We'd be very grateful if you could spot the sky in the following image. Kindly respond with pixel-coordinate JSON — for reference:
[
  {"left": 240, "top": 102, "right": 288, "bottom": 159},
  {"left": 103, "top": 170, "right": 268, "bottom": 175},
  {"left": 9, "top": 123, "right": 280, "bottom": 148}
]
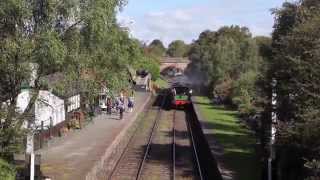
[{"left": 117, "top": 0, "right": 287, "bottom": 46}]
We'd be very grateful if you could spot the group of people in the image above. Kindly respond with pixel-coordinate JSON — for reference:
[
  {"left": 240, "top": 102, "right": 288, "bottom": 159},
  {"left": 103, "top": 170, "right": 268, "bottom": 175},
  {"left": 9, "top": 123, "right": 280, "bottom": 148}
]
[{"left": 105, "top": 92, "right": 135, "bottom": 120}]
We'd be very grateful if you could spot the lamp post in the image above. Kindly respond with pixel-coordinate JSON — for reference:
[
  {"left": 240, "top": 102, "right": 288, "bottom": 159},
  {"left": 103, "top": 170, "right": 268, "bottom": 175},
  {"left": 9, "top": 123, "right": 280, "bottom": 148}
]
[
  {"left": 26, "top": 125, "right": 35, "bottom": 180},
  {"left": 269, "top": 79, "right": 277, "bottom": 180}
]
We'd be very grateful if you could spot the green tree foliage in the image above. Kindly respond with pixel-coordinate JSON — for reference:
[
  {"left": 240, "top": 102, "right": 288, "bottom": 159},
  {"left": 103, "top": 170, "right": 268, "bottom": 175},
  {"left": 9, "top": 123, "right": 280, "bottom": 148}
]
[
  {"left": 138, "top": 56, "right": 160, "bottom": 80},
  {"left": 0, "top": 158, "right": 15, "bottom": 180},
  {"left": 147, "top": 39, "right": 166, "bottom": 57},
  {"left": 0, "top": 0, "right": 159, "bottom": 162},
  {"left": 188, "top": 26, "right": 262, "bottom": 114},
  {"left": 232, "top": 70, "right": 258, "bottom": 115},
  {"left": 271, "top": 1, "right": 320, "bottom": 179},
  {"left": 167, "top": 40, "right": 189, "bottom": 57},
  {"left": 187, "top": 30, "right": 218, "bottom": 85}
]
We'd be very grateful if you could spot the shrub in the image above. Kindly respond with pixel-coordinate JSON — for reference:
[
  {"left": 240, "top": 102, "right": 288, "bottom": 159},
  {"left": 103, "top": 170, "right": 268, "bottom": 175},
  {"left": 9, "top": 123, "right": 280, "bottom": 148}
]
[{"left": 0, "top": 158, "right": 15, "bottom": 180}]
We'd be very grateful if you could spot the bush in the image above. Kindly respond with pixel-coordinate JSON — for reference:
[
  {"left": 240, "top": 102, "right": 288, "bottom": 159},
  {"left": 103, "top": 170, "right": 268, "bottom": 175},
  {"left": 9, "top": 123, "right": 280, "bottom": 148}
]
[
  {"left": 0, "top": 158, "right": 15, "bottom": 180},
  {"left": 138, "top": 56, "right": 160, "bottom": 81}
]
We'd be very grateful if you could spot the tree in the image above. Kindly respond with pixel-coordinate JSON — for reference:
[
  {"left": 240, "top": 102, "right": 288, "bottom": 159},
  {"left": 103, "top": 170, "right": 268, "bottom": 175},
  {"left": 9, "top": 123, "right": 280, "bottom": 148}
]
[
  {"left": 270, "top": 1, "right": 320, "bottom": 179},
  {"left": 147, "top": 39, "right": 166, "bottom": 57},
  {"left": 188, "top": 26, "right": 262, "bottom": 107},
  {"left": 137, "top": 56, "right": 160, "bottom": 80},
  {"left": 167, "top": 40, "right": 189, "bottom": 57},
  {"left": 0, "top": 0, "right": 161, "bottom": 162},
  {"left": 0, "top": 158, "right": 15, "bottom": 180},
  {"left": 186, "top": 30, "right": 218, "bottom": 86},
  {"left": 0, "top": 0, "right": 132, "bottom": 160}
]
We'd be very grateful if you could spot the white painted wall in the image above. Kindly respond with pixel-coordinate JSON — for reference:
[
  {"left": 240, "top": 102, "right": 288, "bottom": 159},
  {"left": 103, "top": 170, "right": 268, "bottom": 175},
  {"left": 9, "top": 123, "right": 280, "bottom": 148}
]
[
  {"left": 16, "top": 90, "right": 65, "bottom": 129},
  {"left": 16, "top": 90, "right": 31, "bottom": 114}
]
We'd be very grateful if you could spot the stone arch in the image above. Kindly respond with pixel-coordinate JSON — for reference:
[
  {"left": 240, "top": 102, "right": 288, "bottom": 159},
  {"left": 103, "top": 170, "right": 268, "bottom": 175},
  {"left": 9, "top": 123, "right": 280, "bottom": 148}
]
[
  {"left": 160, "top": 65, "right": 184, "bottom": 75},
  {"left": 159, "top": 58, "right": 191, "bottom": 74}
]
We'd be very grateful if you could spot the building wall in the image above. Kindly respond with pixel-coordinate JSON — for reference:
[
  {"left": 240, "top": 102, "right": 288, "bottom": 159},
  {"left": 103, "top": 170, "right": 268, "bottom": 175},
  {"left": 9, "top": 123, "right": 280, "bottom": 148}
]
[
  {"left": 36, "top": 91, "right": 65, "bottom": 129},
  {"left": 16, "top": 90, "right": 31, "bottom": 113},
  {"left": 16, "top": 90, "right": 65, "bottom": 129}
]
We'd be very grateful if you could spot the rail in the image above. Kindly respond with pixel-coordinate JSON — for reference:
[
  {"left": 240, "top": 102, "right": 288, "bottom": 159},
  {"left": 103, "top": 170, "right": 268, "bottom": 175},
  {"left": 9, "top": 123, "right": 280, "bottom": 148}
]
[
  {"left": 135, "top": 94, "right": 167, "bottom": 180},
  {"left": 109, "top": 94, "right": 205, "bottom": 180},
  {"left": 108, "top": 95, "right": 166, "bottom": 180},
  {"left": 108, "top": 107, "right": 149, "bottom": 179}
]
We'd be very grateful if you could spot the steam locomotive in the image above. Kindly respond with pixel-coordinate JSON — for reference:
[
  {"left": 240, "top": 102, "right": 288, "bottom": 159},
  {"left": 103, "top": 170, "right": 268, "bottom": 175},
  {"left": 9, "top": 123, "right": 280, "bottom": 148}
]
[{"left": 170, "top": 83, "right": 192, "bottom": 108}]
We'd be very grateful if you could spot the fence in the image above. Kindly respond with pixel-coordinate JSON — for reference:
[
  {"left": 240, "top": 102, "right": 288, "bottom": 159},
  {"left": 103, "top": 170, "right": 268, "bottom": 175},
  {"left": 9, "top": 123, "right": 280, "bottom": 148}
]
[{"left": 33, "top": 111, "right": 85, "bottom": 151}]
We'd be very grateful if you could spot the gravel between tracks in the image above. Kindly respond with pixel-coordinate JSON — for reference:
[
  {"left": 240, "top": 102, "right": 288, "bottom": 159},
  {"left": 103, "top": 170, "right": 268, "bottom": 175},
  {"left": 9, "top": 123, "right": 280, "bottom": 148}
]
[
  {"left": 174, "top": 110, "right": 199, "bottom": 180},
  {"left": 140, "top": 109, "right": 174, "bottom": 180},
  {"left": 109, "top": 107, "right": 158, "bottom": 180},
  {"left": 110, "top": 95, "right": 201, "bottom": 180}
]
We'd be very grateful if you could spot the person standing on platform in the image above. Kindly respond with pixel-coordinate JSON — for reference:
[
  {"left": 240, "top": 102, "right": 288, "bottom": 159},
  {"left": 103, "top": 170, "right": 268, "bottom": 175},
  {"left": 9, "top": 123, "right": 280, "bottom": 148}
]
[
  {"left": 115, "top": 97, "right": 120, "bottom": 112},
  {"left": 119, "top": 100, "right": 125, "bottom": 120},
  {"left": 128, "top": 96, "right": 134, "bottom": 112},
  {"left": 106, "top": 97, "right": 112, "bottom": 115},
  {"left": 120, "top": 92, "right": 125, "bottom": 103}
]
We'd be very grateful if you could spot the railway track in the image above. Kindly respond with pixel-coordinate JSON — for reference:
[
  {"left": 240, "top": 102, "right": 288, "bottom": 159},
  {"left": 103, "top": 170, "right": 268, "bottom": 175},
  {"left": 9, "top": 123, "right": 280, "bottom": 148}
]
[
  {"left": 109, "top": 94, "right": 205, "bottom": 180},
  {"left": 108, "top": 94, "right": 167, "bottom": 180},
  {"left": 173, "top": 109, "right": 203, "bottom": 180},
  {"left": 137, "top": 104, "right": 173, "bottom": 180}
]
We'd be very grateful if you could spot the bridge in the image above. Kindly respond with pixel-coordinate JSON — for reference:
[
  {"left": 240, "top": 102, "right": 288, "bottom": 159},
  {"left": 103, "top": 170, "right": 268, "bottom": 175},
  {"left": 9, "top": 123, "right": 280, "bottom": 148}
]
[{"left": 160, "top": 57, "right": 191, "bottom": 73}]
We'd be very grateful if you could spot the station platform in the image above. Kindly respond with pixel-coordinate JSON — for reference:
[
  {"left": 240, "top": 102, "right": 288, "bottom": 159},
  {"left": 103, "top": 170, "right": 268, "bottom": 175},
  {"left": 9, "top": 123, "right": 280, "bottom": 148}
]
[{"left": 36, "top": 92, "right": 151, "bottom": 180}]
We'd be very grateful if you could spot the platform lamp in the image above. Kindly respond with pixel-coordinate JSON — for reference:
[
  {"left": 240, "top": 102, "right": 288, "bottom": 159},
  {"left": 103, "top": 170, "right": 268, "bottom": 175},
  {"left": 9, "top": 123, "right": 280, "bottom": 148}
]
[{"left": 269, "top": 79, "right": 277, "bottom": 180}]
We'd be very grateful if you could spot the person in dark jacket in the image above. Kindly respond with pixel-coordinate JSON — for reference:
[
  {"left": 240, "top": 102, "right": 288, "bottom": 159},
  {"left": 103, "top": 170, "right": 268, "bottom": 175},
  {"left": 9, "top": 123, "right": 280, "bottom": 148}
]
[
  {"left": 119, "top": 100, "right": 125, "bottom": 120},
  {"left": 106, "top": 97, "right": 112, "bottom": 115},
  {"left": 128, "top": 96, "right": 134, "bottom": 112}
]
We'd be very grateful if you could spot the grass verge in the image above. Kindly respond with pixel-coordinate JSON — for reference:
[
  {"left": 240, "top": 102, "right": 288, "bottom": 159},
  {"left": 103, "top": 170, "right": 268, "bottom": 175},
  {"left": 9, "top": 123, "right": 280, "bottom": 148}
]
[{"left": 195, "top": 96, "right": 260, "bottom": 180}]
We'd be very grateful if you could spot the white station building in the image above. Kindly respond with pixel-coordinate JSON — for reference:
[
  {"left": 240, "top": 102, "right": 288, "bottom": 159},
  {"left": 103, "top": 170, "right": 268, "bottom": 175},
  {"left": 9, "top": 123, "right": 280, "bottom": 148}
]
[{"left": 16, "top": 89, "right": 65, "bottom": 129}]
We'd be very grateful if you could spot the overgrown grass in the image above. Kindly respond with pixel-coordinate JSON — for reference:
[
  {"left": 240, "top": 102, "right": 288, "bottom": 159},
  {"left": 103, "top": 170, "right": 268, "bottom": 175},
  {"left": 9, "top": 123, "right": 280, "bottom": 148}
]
[{"left": 195, "top": 96, "right": 260, "bottom": 180}]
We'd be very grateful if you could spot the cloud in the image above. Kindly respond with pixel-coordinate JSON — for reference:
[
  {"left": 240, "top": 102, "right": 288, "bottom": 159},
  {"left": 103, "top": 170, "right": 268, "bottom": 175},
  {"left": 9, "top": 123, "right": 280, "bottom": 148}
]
[
  {"left": 122, "top": 7, "right": 221, "bottom": 46},
  {"left": 117, "top": 14, "right": 135, "bottom": 27},
  {"left": 118, "top": 1, "right": 281, "bottom": 46}
]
